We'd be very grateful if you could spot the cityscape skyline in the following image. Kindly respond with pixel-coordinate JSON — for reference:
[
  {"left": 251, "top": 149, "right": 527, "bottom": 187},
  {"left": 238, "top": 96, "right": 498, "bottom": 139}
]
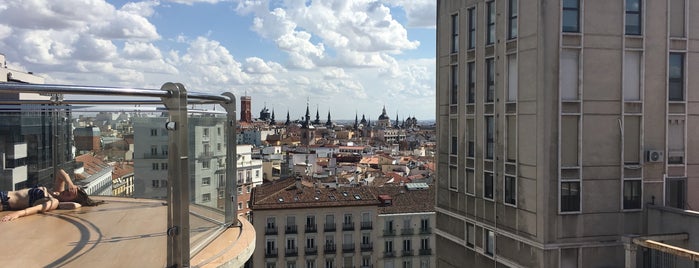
[{"left": 0, "top": 0, "right": 437, "bottom": 120}]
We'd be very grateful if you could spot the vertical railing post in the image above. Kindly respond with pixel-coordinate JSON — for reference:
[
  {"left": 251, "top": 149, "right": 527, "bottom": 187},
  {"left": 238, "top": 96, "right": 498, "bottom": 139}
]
[
  {"left": 221, "top": 92, "right": 238, "bottom": 226},
  {"left": 162, "top": 83, "right": 190, "bottom": 267}
]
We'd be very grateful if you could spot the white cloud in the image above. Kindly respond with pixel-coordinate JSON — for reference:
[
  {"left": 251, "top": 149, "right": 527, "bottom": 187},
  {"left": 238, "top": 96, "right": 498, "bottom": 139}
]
[
  {"left": 123, "top": 42, "right": 162, "bottom": 60},
  {"left": 167, "top": 36, "right": 251, "bottom": 88},
  {"left": 386, "top": 0, "right": 436, "bottom": 28},
  {"left": 166, "top": 0, "right": 224, "bottom": 5},
  {"left": 244, "top": 57, "right": 286, "bottom": 74},
  {"left": 72, "top": 35, "right": 118, "bottom": 61}
]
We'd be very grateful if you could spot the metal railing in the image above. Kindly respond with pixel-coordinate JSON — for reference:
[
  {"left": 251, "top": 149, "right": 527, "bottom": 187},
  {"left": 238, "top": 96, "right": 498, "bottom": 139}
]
[{"left": 0, "top": 82, "right": 239, "bottom": 268}]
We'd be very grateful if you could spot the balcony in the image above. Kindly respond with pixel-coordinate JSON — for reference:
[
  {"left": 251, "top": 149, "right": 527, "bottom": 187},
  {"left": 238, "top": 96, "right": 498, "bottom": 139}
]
[
  {"left": 360, "top": 243, "right": 373, "bottom": 252},
  {"left": 402, "top": 249, "right": 413, "bottom": 256},
  {"left": 0, "top": 83, "right": 254, "bottom": 267},
  {"left": 400, "top": 227, "right": 414, "bottom": 235},
  {"left": 265, "top": 226, "right": 278, "bottom": 235},
  {"left": 419, "top": 227, "right": 432, "bottom": 234},
  {"left": 383, "top": 229, "right": 396, "bottom": 236},
  {"left": 265, "top": 248, "right": 278, "bottom": 258},
  {"left": 324, "top": 244, "right": 337, "bottom": 254},
  {"left": 324, "top": 223, "right": 336, "bottom": 232},
  {"left": 285, "top": 224, "right": 298, "bottom": 234},
  {"left": 0, "top": 196, "right": 257, "bottom": 267},
  {"left": 342, "top": 222, "right": 355, "bottom": 231},
  {"left": 419, "top": 248, "right": 432, "bottom": 255},
  {"left": 305, "top": 223, "right": 317, "bottom": 233},
  {"left": 305, "top": 246, "right": 318, "bottom": 256},
  {"left": 342, "top": 243, "right": 355, "bottom": 253},
  {"left": 384, "top": 251, "right": 396, "bottom": 258},
  {"left": 285, "top": 247, "right": 298, "bottom": 257},
  {"left": 360, "top": 221, "right": 373, "bottom": 230}
]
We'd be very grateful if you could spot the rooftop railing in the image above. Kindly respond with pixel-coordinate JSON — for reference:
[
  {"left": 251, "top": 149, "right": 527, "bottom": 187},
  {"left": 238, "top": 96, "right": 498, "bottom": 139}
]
[{"left": 0, "top": 82, "right": 242, "bottom": 267}]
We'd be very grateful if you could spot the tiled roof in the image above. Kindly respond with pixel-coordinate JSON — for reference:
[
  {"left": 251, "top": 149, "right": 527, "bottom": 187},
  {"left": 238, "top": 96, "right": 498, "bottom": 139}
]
[
  {"left": 252, "top": 178, "right": 380, "bottom": 210},
  {"left": 374, "top": 184, "right": 434, "bottom": 214}
]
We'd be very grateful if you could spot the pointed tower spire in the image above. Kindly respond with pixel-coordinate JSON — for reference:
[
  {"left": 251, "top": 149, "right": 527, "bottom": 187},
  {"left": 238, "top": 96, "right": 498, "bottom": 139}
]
[
  {"left": 354, "top": 113, "right": 359, "bottom": 130},
  {"left": 270, "top": 109, "right": 276, "bottom": 125},
  {"left": 285, "top": 110, "right": 291, "bottom": 125},
  {"left": 314, "top": 106, "right": 321, "bottom": 125},
  {"left": 303, "top": 103, "right": 311, "bottom": 127},
  {"left": 326, "top": 110, "right": 332, "bottom": 127}
]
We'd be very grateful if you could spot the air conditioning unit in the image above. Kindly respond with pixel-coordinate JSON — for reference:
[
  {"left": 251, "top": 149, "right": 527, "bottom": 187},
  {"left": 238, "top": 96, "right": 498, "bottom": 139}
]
[{"left": 646, "top": 150, "right": 664, "bottom": 163}]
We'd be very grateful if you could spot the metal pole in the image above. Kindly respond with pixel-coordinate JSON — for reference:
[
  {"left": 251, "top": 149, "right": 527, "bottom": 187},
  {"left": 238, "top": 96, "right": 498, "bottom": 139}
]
[
  {"left": 220, "top": 92, "right": 238, "bottom": 226},
  {"left": 162, "top": 83, "right": 190, "bottom": 267}
]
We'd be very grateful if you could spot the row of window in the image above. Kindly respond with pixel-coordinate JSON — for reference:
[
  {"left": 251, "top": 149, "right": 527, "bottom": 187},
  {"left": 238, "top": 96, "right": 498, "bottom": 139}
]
[
  {"left": 451, "top": 0, "right": 518, "bottom": 54},
  {"left": 563, "top": 0, "right": 643, "bottom": 35},
  {"left": 450, "top": 55, "right": 517, "bottom": 106},
  {"left": 265, "top": 257, "right": 430, "bottom": 268},
  {"left": 151, "top": 162, "right": 168, "bottom": 170},
  {"left": 266, "top": 236, "right": 430, "bottom": 253},
  {"left": 266, "top": 215, "right": 430, "bottom": 232}
]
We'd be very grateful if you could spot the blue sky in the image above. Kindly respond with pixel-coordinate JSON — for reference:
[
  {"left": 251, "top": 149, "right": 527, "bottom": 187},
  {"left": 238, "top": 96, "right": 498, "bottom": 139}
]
[{"left": 0, "top": 0, "right": 436, "bottom": 120}]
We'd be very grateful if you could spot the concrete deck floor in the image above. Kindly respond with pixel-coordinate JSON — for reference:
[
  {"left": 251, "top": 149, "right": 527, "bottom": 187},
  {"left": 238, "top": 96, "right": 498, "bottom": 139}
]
[{"left": 0, "top": 196, "right": 254, "bottom": 268}]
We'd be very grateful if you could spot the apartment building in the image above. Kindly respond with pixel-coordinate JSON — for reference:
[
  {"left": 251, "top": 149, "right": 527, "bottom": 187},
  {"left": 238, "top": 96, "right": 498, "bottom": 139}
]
[
  {"left": 375, "top": 184, "right": 435, "bottom": 268},
  {"left": 236, "top": 144, "right": 263, "bottom": 220},
  {"left": 251, "top": 179, "right": 435, "bottom": 268},
  {"left": 133, "top": 115, "right": 227, "bottom": 208},
  {"left": 436, "top": 0, "right": 698, "bottom": 267}
]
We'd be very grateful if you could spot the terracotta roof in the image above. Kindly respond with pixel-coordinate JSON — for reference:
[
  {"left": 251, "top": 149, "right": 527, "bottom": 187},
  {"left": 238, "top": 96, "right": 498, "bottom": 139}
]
[
  {"left": 374, "top": 184, "right": 434, "bottom": 214},
  {"left": 75, "top": 154, "right": 110, "bottom": 180},
  {"left": 252, "top": 178, "right": 380, "bottom": 210},
  {"left": 112, "top": 162, "right": 134, "bottom": 178}
]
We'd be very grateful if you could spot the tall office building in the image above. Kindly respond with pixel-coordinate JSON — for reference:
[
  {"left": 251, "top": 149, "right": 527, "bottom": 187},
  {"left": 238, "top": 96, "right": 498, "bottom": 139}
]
[
  {"left": 436, "top": 0, "right": 698, "bottom": 267},
  {"left": 0, "top": 54, "right": 74, "bottom": 190}
]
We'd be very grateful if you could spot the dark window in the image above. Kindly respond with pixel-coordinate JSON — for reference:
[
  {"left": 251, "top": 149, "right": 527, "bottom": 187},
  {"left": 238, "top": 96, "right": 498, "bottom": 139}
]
[
  {"left": 505, "top": 176, "right": 516, "bottom": 205},
  {"left": 508, "top": 0, "right": 518, "bottom": 39},
  {"left": 623, "top": 180, "right": 642, "bottom": 209},
  {"left": 666, "top": 178, "right": 686, "bottom": 209},
  {"left": 486, "top": 58, "right": 495, "bottom": 102},
  {"left": 451, "top": 136, "right": 457, "bottom": 155},
  {"left": 451, "top": 65, "right": 459, "bottom": 105},
  {"left": 468, "top": 7, "right": 476, "bottom": 49},
  {"left": 669, "top": 53, "right": 684, "bottom": 101},
  {"left": 467, "top": 119, "right": 475, "bottom": 157},
  {"left": 452, "top": 14, "right": 459, "bottom": 53},
  {"left": 625, "top": 0, "right": 642, "bottom": 35},
  {"left": 467, "top": 61, "right": 475, "bottom": 103},
  {"left": 485, "top": 116, "right": 494, "bottom": 159},
  {"left": 562, "top": 0, "right": 580, "bottom": 32},
  {"left": 484, "top": 172, "right": 494, "bottom": 199},
  {"left": 561, "top": 181, "right": 580, "bottom": 212},
  {"left": 486, "top": 1, "right": 496, "bottom": 45}
]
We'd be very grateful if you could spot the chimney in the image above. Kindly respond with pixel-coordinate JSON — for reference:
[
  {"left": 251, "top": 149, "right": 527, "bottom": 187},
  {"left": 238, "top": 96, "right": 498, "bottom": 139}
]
[{"left": 295, "top": 177, "right": 303, "bottom": 192}]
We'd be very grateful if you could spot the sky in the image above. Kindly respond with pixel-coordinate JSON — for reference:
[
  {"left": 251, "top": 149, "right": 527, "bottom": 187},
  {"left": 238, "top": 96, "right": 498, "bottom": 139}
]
[{"left": 0, "top": 0, "right": 436, "bottom": 121}]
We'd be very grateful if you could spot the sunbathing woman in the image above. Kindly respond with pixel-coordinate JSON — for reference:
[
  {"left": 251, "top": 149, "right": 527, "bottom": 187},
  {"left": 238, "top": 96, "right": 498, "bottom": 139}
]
[{"left": 0, "top": 169, "right": 102, "bottom": 222}]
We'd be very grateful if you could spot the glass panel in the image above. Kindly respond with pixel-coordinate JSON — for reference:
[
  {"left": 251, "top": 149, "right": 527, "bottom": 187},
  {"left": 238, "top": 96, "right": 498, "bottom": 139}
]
[
  {"left": 669, "top": 53, "right": 684, "bottom": 101},
  {"left": 561, "top": 116, "right": 579, "bottom": 167},
  {"left": 507, "top": 55, "right": 518, "bottom": 101},
  {"left": 561, "top": 181, "right": 580, "bottom": 212},
  {"left": 623, "top": 51, "right": 641, "bottom": 101},
  {"left": 562, "top": 10, "right": 579, "bottom": 32},
  {"left": 623, "top": 180, "right": 642, "bottom": 209},
  {"left": 560, "top": 49, "right": 580, "bottom": 100}
]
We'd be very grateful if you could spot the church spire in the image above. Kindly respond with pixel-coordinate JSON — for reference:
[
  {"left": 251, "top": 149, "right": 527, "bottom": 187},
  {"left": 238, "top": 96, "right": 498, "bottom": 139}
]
[
  {"left": 285, "top": 110, "right": 291, "bottom": 125},
  {"left": 326, "top": 110, "right": 333, "bottom": 127}
]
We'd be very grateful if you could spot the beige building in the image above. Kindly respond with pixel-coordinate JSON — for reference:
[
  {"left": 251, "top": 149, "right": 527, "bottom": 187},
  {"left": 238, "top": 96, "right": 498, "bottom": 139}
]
[
  {"left": 436, "top": 0, "right": 699, "bottom": 267},
  {"left": 251, "top": 179, "right": 435, "bottom": 268}
]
